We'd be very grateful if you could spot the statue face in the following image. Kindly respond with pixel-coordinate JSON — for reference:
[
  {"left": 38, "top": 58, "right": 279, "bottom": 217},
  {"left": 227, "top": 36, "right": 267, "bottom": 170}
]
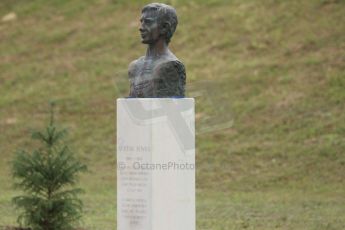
[{"left": 139, "top": 10, "right": 160, "bottom": 44}]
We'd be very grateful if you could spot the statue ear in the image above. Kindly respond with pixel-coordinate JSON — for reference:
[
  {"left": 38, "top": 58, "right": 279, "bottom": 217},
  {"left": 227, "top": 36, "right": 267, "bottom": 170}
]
[{"left": 160, "top": 22, "right": 171, "bottom": 36}]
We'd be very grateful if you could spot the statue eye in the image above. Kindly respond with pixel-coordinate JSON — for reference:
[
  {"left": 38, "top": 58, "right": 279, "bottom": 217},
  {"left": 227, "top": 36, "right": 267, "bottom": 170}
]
[{"left": 144, "top": 18, "right": 154, "bottom": 24}]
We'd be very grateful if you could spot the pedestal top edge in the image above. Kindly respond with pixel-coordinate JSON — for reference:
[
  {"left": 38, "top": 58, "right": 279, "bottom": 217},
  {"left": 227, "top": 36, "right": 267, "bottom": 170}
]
[{"left": 116, "top": 98, "right": 195, "bottom": 102}]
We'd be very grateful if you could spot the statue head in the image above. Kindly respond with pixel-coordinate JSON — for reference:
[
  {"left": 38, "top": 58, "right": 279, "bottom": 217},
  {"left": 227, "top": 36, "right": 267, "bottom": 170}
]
[{"left": 140, "top": 3, "right": 178, "bottom": 45}]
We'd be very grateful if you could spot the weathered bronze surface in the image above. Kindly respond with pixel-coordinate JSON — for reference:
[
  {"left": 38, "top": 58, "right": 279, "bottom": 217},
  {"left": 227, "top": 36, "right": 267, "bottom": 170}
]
[{"left": 128, "top": 3, "right": 186, "bottom": 98}]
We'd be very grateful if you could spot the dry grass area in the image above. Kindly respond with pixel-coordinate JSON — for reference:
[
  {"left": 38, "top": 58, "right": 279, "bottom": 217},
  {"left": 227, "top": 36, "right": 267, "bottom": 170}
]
[{"left": 1, "top": 0, "right": 345, "bottom": 229}]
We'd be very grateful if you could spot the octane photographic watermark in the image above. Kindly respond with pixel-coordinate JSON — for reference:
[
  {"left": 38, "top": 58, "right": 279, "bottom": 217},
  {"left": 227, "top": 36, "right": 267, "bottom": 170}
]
[{"left": 117, "top": 161, "right": 195, "bottom": 171}]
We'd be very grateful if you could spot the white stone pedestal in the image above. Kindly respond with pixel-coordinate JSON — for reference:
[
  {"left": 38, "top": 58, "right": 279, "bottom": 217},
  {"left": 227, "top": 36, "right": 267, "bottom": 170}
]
[{"left": 117, "top": 98, "right": 195, "bottom": 230}]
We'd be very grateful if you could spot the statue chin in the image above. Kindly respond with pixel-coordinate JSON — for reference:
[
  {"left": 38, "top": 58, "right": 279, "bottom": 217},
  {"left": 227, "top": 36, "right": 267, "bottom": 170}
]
[{"left": 141, "top": 38, "right": 156, "bottom": 45}]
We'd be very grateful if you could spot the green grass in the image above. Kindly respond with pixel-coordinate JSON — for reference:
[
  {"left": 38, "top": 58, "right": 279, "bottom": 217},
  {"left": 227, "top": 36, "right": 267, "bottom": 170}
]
[{"left": 1, "top": 0, "right": 345, "bottom": 229}]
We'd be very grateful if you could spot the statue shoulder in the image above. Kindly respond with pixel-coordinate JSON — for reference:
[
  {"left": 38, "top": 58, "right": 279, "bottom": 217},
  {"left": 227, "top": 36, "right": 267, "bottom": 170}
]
[
  {"left": 155, "top": 59, "right": 185, "bottom": 72},
  {"left": 155, "top": 59, "right": 186, "bottom": 79}
]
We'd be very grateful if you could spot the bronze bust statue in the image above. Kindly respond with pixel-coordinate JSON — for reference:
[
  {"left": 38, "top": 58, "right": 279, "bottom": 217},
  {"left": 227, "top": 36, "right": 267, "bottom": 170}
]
[{"left": 128, "top": 3, "right": 186, "bottom": 98}]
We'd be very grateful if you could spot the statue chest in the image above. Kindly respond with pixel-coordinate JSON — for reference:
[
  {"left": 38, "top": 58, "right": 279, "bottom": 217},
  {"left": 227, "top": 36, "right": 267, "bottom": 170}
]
[{"left": 131, "top": 61, "right": 159, "bottom": 97}]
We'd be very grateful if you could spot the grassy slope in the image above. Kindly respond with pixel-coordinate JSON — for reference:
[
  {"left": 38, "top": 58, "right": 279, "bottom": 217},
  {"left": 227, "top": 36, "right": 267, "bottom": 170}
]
[{"left": 0, "top": 0, "right": 344, "bottom": 229}]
